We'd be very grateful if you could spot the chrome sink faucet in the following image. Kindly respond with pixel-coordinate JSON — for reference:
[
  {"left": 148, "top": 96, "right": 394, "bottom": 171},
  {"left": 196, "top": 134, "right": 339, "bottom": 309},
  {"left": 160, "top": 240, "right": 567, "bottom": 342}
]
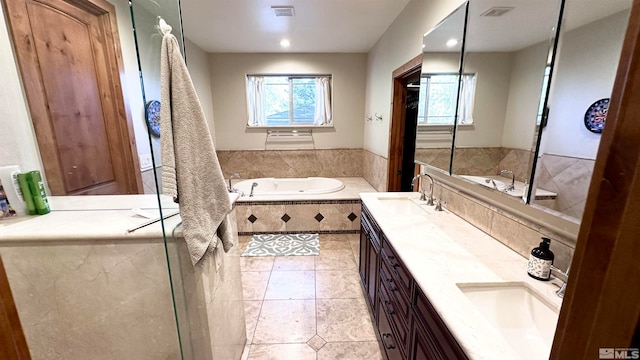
[
  {"left": 551, "top": 261, "right": 571, "bottom": 298},
  {"left": 228, "top": 173, "right": 241, "bottom": 192},
  {"left": 500, "top": 169, "right": 515, "bottom": 192},
  {"left": 411, "top": 173, "right": 434, "bottom": 205}
]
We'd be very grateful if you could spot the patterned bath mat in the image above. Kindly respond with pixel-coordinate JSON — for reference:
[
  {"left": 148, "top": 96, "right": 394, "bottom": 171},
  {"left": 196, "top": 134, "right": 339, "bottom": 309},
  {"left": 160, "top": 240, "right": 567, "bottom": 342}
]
[{"left": 242, "top": 233, "right": 320, "bottom": 256}]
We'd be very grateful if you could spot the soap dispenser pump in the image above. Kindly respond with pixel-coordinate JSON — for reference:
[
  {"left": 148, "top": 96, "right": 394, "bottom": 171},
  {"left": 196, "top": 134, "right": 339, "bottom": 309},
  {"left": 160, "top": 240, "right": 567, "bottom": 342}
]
[{"left": 527, "top": 237, "right": 554, "bottom": 281}]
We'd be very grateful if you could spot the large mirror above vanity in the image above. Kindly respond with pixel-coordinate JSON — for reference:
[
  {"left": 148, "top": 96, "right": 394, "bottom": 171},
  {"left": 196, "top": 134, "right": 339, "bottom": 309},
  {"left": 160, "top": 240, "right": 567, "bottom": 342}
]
[
  {"left": 530, "top": 0, "right": 632, "bottom": 222},
  {"left": 416, "top": 0, "right": 632, "bottom": 225},
  {"left": 452, "top": 0, "right": 562, "bottom": 203},
  {"left": 413, "top": 3, "right": 466, "bottom": 174}
]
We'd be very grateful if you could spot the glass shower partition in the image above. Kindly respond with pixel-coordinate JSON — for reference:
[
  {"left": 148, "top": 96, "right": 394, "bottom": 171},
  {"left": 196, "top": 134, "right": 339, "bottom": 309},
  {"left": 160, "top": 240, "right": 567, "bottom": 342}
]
[{"left": 128, "top": 0, "right": 192, "bottom": 359}]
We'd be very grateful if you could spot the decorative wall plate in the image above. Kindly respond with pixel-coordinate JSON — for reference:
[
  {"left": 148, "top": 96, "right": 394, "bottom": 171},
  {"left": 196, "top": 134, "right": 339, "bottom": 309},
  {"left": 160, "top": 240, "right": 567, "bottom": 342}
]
[
  {"left": 145, "top": 100, "right": 161, "bottom": 137},
  {"left": 583, "top": 98, "right": 609, "bottom": 134}
]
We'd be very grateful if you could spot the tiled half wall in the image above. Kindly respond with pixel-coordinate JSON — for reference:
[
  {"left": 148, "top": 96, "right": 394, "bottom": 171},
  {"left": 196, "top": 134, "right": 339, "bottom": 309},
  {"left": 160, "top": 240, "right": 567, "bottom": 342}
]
[
  {"left": 236, "top": 200, "right": 361, "bottom": 235},
  {"left": 217, "top": 149, "right": 363, "bottom": 179},
  {"left": 363, "top": 150, "right": 387, "bottom": 192},
  {"left": 532, "top": 154, "right": 595, "bottom": 220}
]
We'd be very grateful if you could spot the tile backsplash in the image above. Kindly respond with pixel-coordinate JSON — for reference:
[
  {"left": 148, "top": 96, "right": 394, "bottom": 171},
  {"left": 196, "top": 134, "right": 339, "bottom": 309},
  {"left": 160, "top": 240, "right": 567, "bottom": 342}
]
[
  {"left": 217, "top": 149, "right": 363, "bottom": 180},
  {"left": 436, "top": 181, "right": 575, "bottom": 270}
]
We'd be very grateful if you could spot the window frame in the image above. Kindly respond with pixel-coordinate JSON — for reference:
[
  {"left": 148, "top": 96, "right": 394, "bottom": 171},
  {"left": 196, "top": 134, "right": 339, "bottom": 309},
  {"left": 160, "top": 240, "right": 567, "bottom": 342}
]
[{"left": 245, "top": 74, "right": 333, "bottom": 129}]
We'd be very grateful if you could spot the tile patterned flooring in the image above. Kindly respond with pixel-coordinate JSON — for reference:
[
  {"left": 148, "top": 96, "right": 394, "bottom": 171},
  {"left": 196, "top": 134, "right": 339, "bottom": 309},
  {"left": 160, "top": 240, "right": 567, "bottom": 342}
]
[{"left": 239, "top": 234, "right": 383, "bottom": 360}]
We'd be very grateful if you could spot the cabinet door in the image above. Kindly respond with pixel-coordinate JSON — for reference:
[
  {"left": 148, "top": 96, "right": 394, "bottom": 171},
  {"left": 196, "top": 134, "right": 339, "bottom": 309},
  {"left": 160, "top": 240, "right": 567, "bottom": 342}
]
[
  {"left": 377, "top": 297, "right": 405, "bottom": 360},
  {"left": 359, "top": 224, "right": 368, "bottom": 285},
  {"left": 412, "top": 319, "right": 442, "bottom": 360},
  {"left": 366, "top": 237, "right": 379, "bottom": 308}
]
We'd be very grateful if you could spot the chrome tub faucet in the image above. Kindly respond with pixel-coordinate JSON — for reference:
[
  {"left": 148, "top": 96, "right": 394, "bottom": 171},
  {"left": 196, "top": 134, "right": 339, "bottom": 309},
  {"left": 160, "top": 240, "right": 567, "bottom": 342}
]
[
  {"left": 500, "top": 169, "right": 515, "bottom": 192},
  {"left": 228, "top": 173, "right": 241, "bottom": 192}
]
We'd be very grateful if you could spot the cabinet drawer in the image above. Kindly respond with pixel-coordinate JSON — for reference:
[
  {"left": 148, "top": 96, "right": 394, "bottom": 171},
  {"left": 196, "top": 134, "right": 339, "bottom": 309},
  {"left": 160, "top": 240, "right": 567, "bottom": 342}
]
[
  {"left": 413, "top": 287, "right": 468, "bottom": 360},
  {"left": 379, "top": 270, "right": 409, "bottom": 357},
  {"left": 377, "top": 295, "right": 405, "bottom": 360},
  {"left": 381, "top": 234, "right": 412, "bottom": 298},
  {"left": 380, "top": 256, "right": 411, "bottom": 324}
]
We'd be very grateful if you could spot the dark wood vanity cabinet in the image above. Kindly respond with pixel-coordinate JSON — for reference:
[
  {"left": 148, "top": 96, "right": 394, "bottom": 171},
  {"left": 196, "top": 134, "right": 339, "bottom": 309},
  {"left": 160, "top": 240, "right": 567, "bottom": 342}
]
[
  {"left": 359, "top": 204, "right": 468, "bottom": 360},
  {"left": 360, "top": 205, "right": 380, "bottom": 314}
]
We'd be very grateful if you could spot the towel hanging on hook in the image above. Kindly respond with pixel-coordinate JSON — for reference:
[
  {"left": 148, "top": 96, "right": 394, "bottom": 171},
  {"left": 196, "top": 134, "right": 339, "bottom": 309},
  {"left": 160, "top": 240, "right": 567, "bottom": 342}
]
[{"left": 158, "top": 16, "right": 172, "bottom": 35}]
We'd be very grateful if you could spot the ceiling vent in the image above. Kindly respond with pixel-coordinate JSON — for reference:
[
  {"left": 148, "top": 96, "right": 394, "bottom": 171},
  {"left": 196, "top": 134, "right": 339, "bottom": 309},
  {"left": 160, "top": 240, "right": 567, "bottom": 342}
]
[
  {"left": 480, "top": 7, "right": 514, "bottom": 17},
  {"left": 271, "top": 6, "right": 295, "bottom": 17}
]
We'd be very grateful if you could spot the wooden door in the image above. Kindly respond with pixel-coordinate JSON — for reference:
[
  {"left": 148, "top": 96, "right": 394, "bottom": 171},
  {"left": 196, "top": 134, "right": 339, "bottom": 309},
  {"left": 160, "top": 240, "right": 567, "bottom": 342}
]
[
  {"left": 387, "top": 55, "right": 422, "bottom": 192},
  {"left": 0, "top": 256, "right": 30, "bottom": 360},
  {"left": 3, "top": 0, "right": 142, "bottom": 195}
]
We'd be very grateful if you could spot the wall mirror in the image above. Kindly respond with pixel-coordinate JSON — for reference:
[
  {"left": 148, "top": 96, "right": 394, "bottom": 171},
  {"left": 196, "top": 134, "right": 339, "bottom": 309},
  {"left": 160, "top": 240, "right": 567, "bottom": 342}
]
[
  {"left": 530, "top": 0, "right": 632, "bottom": 222},
  {"left": 413, "top": 2, "right": 467, "bottom": 175},
  {"left": 451, "top": 0, "right": 563, "bottom": 204}
]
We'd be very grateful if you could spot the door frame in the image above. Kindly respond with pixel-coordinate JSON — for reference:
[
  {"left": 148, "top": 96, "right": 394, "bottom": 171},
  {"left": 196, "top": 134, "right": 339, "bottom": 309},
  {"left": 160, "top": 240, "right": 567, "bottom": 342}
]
[
  {"left": 387, "top": 54, "right": 422, "bottom": 192},
  {"left": 3, "top": 0, "right": 143, "bottom": 195}
]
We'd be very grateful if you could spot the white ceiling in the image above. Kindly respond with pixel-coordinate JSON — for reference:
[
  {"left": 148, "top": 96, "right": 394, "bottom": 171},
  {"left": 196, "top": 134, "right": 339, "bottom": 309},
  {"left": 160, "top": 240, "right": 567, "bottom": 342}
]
[
  {"left": 425, "top": 0, "right": 632, "bottom": 52},
  {"left": 180, "top": 0, "right": 412, "bottom": 53}
]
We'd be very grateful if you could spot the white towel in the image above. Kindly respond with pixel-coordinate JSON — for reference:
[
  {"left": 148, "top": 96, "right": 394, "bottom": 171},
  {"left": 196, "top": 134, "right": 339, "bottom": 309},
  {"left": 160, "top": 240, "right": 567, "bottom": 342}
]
[{"left": 160, "top": 33, "right": 233, "bottom": 265}]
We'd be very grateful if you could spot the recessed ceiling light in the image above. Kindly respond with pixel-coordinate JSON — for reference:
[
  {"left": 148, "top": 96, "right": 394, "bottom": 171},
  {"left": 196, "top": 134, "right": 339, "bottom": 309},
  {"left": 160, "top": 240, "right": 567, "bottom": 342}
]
[
  {"left": 446, "top": 38, "right": 458, "bottom": 47},
  {"left": 280, "top": 39, "right": 291, "bottom": 48}
]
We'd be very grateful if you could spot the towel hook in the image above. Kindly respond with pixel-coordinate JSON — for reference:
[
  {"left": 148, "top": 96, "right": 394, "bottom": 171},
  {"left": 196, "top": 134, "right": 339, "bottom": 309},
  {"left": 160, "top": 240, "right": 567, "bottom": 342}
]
[
  {"left": 365, "top": 115, "right": 373, "bottom": 122},
  {"left": 374, "top": 113, "right": 383, "bottom": 121},
  {"left": 157, "top": 16, "right": 172, "bottom": 35}
]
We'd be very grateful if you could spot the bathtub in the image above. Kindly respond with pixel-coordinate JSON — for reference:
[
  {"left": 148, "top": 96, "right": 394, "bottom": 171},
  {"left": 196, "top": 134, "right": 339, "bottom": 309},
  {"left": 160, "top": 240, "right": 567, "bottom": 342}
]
[{"left": 233, "top": 177, "right": 345, "bottom": 196}]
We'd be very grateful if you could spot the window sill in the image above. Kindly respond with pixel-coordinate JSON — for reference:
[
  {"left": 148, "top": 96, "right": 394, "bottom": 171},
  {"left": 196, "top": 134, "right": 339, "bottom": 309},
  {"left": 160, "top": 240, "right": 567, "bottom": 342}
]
[{"left": 246, "top": 125, "right": 334, "bottom": 130}]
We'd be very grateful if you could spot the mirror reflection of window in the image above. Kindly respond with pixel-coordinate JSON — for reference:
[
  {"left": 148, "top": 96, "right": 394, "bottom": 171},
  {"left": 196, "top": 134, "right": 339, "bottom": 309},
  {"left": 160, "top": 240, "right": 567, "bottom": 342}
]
[
  {"left": 536, "top": 65, "right": 551, "bottom": 126},
  {"left": 418, "top": 74, "right": 476, "bottom": 126}
]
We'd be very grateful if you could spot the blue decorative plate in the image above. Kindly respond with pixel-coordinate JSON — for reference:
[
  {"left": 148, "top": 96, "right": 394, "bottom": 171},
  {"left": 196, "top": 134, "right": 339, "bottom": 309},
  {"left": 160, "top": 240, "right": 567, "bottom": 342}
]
[
  {"left": 584, "top": 98, "right": 609, "bottom": 134},
  {"left": 145, "top": 100, "right": 161, "bottom": 137}
]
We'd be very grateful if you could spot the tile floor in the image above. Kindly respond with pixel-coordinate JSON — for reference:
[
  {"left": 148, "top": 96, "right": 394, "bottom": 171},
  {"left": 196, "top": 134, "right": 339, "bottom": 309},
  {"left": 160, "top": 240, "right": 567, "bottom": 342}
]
[{"left": 239, "top": 234, "right": 383, "bottom": 360}]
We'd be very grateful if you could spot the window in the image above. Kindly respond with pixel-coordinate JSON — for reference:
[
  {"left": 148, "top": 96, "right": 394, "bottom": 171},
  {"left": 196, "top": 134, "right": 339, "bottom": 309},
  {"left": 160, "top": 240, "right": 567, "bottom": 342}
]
[
  {"left": 418, "top": 73, "right": 476, "bottom": 125},
  {"left": 246, "top": 75, "right": 332, "bottom": 127}
]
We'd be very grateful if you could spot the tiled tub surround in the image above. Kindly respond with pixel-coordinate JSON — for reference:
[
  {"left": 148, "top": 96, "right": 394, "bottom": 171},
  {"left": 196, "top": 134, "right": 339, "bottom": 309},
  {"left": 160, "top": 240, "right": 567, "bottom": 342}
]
[
  {"left": 360, "top": 192, "right": 565, "bottom": 359},
  {"left": 217, "top": 149, "right": 364, "bottom": 180},
  {"left": 0, "top": 194, "right": 245, "bottom": 360},
  {"left": 417, "top": 147, "right": 533, "bottom": 183},
  {"left": 532, "top": 153, "right": 595, "bottom": 220},
  {"left": 235, "top": 177, "right": 376, "bottom": 235}
]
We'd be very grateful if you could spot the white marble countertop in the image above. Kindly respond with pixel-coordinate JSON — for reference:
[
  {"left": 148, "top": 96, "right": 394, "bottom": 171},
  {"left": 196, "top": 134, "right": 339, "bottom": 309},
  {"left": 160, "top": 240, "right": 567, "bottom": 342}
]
[
  {"left": 360, "top": 192, "right": 563, "bottom": 360},
  {"left": 0, "top": 193, "right": 240, "bottom": 242}
]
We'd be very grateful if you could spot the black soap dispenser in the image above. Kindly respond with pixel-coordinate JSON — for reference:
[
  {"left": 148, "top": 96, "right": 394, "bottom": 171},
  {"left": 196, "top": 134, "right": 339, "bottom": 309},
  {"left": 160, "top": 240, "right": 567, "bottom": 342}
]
[{"left": 527, "top": 237, "right": 554, "bottom": 281}]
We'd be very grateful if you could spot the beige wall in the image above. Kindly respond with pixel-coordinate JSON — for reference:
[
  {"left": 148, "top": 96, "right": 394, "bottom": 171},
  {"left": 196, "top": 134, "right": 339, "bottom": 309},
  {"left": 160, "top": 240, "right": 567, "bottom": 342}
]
[
  {"left": 208, "top": 53, "right": 367, "bottom": 150},
  {"left": 185, "top": 39, "right": 217, "bottom": 140},
  {"left": 456, "top": 52, "right": 514, "bottom": 148},
  {"left": 363, "top": 0, "right": 461, "bottom": 158},
  {"left": 0, "top": 4, "right": 43, "bottom": 173},
  {"left": 543, "top": 10, "right": 629, "bottom": 160},
  {"left": 502, "top": 41, "right": 549, "bottom": 150}
]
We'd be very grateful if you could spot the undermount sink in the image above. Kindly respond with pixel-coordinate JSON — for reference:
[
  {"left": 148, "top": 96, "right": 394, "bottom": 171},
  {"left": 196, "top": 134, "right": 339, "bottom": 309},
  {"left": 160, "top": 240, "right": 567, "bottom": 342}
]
[
  {"left": 376, "top": 196, "right": 441, "bottom": 215},
  {"left": 457, "top": 282, "right": 560, "bottom": 360}
]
